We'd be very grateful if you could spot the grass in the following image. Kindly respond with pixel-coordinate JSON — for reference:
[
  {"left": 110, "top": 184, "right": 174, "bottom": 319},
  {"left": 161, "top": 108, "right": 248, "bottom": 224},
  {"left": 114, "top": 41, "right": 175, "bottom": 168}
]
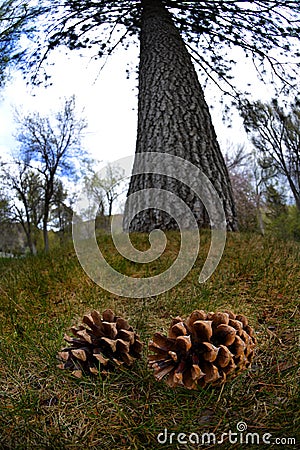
[{"left": 0, "top": 230, "right": 299, "bottom": 449}]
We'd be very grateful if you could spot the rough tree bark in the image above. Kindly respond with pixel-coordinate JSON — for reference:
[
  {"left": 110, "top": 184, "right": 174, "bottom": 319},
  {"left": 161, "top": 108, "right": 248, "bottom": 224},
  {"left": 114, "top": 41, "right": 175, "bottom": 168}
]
[{"left": 123, "top": 0, "right": 237, "bottom": 232}]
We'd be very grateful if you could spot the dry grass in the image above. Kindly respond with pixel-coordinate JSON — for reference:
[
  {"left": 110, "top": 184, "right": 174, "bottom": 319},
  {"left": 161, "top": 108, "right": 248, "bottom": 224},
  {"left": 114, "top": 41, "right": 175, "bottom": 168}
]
[{"left": 0, "top": 231, "right": 299, "bottom": 449}]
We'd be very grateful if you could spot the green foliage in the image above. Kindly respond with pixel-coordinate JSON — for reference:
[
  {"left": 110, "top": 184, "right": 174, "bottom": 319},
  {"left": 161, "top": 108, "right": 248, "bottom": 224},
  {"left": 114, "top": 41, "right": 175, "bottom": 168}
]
[
  {"left": 267, "top": 205, "right": 300, "bottom": 242},
  {"left": 265, "top": 185, "right": 287, "bottom": 219},
  {"left": 0, "top": 231, "right": 299, "bottom": 448}
]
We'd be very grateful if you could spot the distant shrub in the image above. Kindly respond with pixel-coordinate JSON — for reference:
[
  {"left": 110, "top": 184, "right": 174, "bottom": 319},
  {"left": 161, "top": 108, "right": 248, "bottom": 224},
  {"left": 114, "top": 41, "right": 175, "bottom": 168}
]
[{"left": 267, "top": 205, "right": 300, "bottom": 241}]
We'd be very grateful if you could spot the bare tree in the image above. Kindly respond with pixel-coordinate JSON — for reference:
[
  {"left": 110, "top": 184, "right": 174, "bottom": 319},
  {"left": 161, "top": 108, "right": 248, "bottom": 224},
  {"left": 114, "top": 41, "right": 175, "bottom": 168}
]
[
  {"left": 225, "top": 146, "right": 257, "bottom": 232},
  {"left": 100, "top": 163, "right": 126, "bottom": 218},
  {"left": 15, "top": 96, "right": 87, "bottom": 252},
  {"left": 240, "top": 99, "right": 300, "bottom": 212},
  {"left": 225, "top": 143, "right": 250, "bottom": 171},
  {"left": 225, "top": 145, "right": 277, "bottom": 234},
  {"left": 83, "top": 166, "right": 106, "bottom": 220},
  {"left": 0, "top": 161, "right": 43, "bottom": 254},
  {"left": 84, "top": 162, "right": 126, "bottom": 218}
]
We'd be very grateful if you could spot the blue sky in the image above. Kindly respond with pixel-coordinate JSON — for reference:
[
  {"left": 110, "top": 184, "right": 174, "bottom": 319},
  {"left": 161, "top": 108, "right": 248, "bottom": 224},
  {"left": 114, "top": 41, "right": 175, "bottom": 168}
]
[
  {"left": 0, "top": 45, "right": 138, "bottom": 164},
  {"left": 0, "top": 42, "right": 278, "bottom": 167}
]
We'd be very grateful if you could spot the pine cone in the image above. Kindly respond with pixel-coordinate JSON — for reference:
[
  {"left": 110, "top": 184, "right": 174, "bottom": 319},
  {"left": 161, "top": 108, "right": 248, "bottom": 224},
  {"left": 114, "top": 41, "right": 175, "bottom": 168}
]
[
  {"left": 57, "top": 309, "right": 143, "bottom": 378},
  {"left": 148, "top": 309, "right": 256, "bottom": 390}
]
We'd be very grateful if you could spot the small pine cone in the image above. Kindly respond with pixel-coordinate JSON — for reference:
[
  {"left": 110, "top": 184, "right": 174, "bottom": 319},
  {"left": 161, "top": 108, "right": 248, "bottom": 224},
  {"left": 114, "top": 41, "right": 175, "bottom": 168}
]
[
  {"left": 57, "top": 309, "right": 143, "bottom": 378},
  {"left": 148, "top": 309, "right": 256, "bottom": 390}
]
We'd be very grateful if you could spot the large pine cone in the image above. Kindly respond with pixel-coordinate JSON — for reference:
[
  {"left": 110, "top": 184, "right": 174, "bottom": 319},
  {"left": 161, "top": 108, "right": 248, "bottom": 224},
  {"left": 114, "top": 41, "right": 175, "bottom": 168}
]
[
  {"left": 148, "top": 310, "right": 256, "bottom": 390},
  {"left": 57, "top": 309, "right": 143, "bottom": 378}
]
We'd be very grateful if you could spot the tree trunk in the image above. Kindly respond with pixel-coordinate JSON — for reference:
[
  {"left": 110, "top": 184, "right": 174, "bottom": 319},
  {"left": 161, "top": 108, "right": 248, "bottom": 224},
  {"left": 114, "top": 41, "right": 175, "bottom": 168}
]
[
  {"left": 18, "top": 205, "right": 36, "bottom": 255},
  {"left": 286, "top": 173, "right": 300, "bottom": 212},
  {"left": 295, "top": 195, "right": 300, "bottom": 213},
  {"left": 108, "top": 200, "right": 113, "bottom": 218},
  {"left": 43, "top": 201, "right": 50, "bottom": 253},
  {"left": 43, "top": 179, "right": 55, "bottom": 253},
  {"left": 255, "top": 192, "right": 265, "bottom": 236},
  {"left": 43, "top": 218, "right": 49, "bottom": 252},
  {"left": 22, "top": 222, "right": 35, "bottom": 255},
  {"left": 123, "top": 0, "right": 237, "bottom": 232}
]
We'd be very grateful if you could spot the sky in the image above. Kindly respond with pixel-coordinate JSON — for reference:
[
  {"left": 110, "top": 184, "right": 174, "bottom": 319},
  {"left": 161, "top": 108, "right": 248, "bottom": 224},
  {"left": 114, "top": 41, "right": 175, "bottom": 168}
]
[
  {"left": 0, "top": 42, "right": 262, "bottom": 169},
  {"left": 0, "top": 45, "right": 139, "bottom": 164}
]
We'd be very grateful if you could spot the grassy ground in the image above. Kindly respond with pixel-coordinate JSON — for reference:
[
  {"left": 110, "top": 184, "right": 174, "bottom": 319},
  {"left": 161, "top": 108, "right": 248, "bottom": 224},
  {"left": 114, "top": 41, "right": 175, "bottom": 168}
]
[{"left": 0, "top": 231, "right": 299, "bottom": 449}]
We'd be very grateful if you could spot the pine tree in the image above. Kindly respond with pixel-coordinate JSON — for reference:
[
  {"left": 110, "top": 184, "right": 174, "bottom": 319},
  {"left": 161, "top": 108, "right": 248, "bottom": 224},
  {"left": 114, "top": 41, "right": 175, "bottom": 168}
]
[{"left": 9, "top": 1, "right": 300, "bottom": 231}]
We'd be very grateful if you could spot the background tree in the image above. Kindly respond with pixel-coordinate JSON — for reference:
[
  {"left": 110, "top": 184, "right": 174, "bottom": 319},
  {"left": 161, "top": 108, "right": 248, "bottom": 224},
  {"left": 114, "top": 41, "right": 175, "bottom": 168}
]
[
  {"left": 0, "top": 186, "right": 11, "bottom": 223},
  {"left": 0, "top": 161, "right": 43, "bottom": 254},
  {"left": 249, "top": 151, "right": 279, "bottom": 236},
  {"left": 240, "top": 99, "right": 300, "bottom": 212},
  {"left": 225, "top": 145, "right": 258, "bottom": 232},
  {"left": 84, "top": 162, "right": 126, "bottom": 219},
  {"left": 225, "top": 144, "right": 279, "bottom": 234},
  {"left": 265, "top": 185, "right": 288, "bottom": 221},
  {"left": 15, "top": 96, "right": 87, "bottom": 252},
  {"left": 50, "top": 179, "right": 74, "bottom": 242},
  {"left": 0, "top": 189, "right": 17, "bottom": 254},
  {"left": 99, "top": 163, "right": 126, "bottom": 218},
  {"left": 4, "top": 1, "right": 300, "bottom": 231},
  {"left": 83, "top": 166, "right": 106, "bottom": 220},
  {"left": 262, "top": 184, "right": 300, "bottom": 241}
]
